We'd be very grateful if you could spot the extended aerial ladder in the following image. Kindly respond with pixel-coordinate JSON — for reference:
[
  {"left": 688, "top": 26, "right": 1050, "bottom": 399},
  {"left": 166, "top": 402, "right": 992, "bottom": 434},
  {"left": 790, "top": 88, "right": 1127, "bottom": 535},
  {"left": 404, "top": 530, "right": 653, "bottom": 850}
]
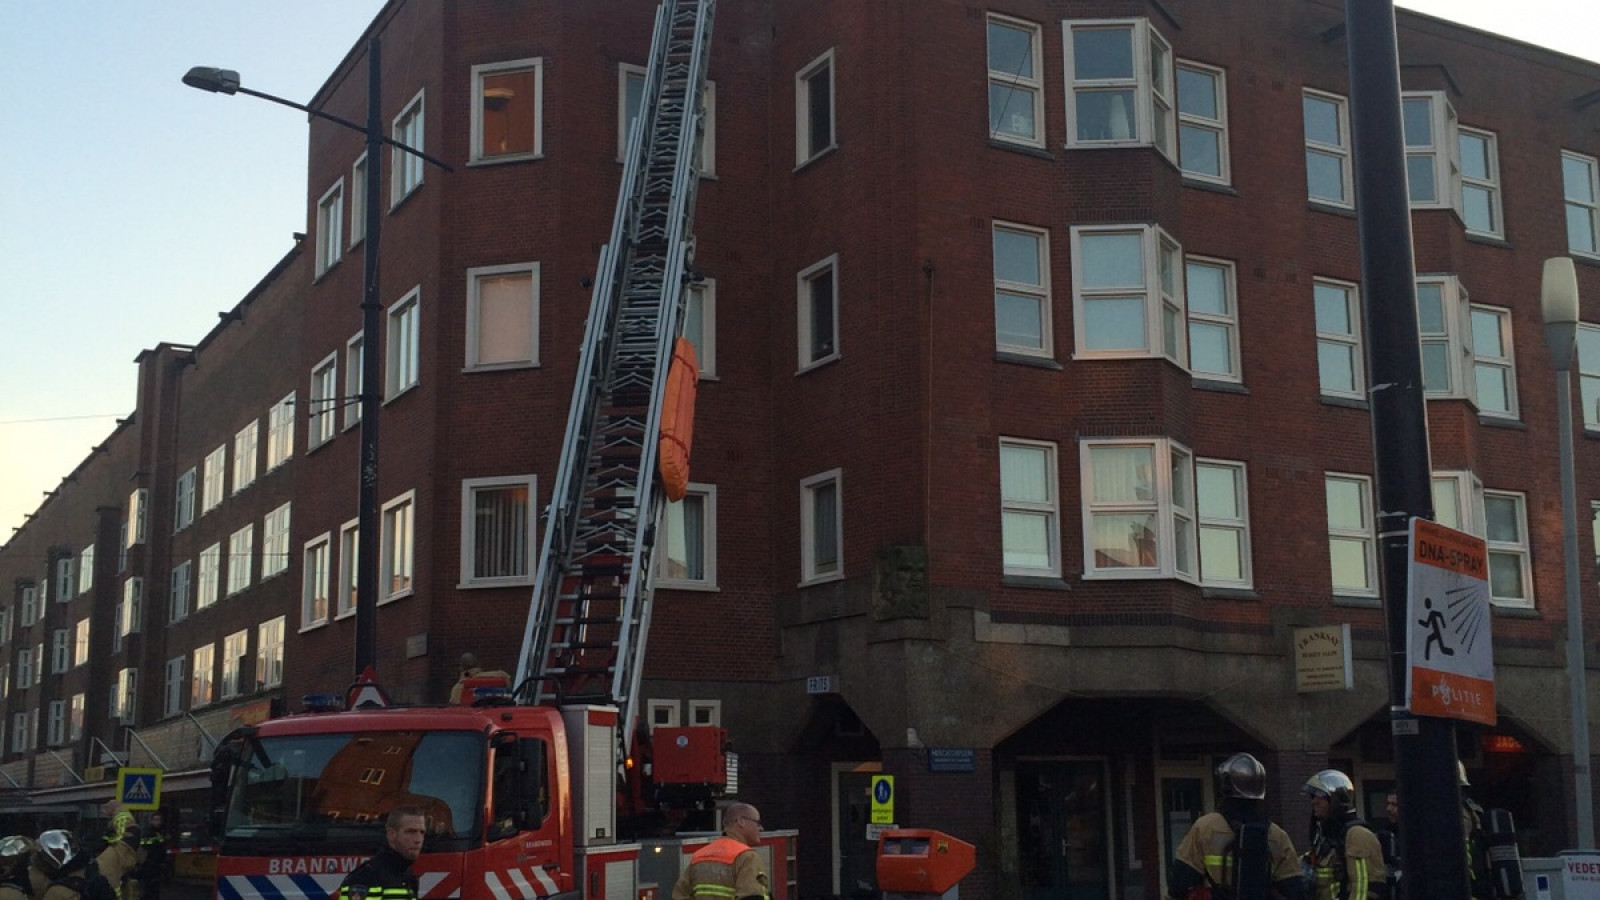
[{"left": 514, "top": 0, "right": 716, "bottom": 763}]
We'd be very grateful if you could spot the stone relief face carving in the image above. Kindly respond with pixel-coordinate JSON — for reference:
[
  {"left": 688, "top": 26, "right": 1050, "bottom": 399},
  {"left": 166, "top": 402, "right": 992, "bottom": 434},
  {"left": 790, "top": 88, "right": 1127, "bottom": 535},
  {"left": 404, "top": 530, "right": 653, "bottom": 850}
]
[{"left": 873, "top": 544, "right": 928, "bottom": 620}]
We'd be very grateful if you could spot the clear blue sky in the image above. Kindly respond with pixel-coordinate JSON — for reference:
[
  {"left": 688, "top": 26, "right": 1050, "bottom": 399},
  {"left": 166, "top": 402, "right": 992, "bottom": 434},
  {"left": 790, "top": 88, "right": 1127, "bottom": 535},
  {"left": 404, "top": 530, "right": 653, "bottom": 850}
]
[{"left": 1, "top": 1, "right": 1596, "bottom": 541}]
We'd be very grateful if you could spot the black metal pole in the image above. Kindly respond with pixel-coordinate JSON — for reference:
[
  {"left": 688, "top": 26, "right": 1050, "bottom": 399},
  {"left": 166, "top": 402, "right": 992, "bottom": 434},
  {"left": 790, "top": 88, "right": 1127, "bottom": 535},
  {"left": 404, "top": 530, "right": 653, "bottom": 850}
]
[
  {"left": 1343, "top": 2, "right": 1470, "bottom": 897},
  {"left": 355, "top": 35, "right": 383, "bottom": 677}
]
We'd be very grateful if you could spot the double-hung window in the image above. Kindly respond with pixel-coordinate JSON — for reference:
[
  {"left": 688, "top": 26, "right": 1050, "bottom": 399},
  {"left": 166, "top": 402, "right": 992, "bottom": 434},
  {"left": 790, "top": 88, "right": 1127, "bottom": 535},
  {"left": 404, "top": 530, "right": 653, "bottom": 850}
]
[
  {"left": 993, "top": 223, "right": 1051, "bottom": 357},
  {"left": 315, "top": 179, "right": 344, "bottom": 276},
  {"left": 344, "top": 334, "right": 364, "bottom": 430},
  {"left": 1471, "top": 305, "right": 1518, "bottom": 419},
  {"left": 192, "top": 644, "right": 215, "bottom": 708},
  {"left": 472, "top": 59, "right": 543, "bottom": 163},
  {"left": 51, "top": 629, "right": 68, "bottom": 674},
  {"left": 1185, "top": 257, "right": 1239, "bottom": 381},
  {"left": 174, "top": 467, "right": 196, "bottom": 530},
  {"left": 460, "top": 476, "right": 537, "bottom": 586},
  {"left": 198, "top": 543, "right": 220, "bottom": 610},
  {"left": 387, "top": 288, "right": 421, "bottom": 398},
  {"left": 1063, "top": 19, "right": 1174, "bottom": 159},
  {"left": 257, "top": 617, "right": 285, "bottom": 689},
  {"left": 1176, "top": 61, "right": 1228, "bottom": 183},
  {"left": 262, "top": 502, "right": 291, "bottom": 579},
  {"left": 227, "top": 526, "right": 253, "bottom": 596},
  {"left": 1485, "top": 491, "right": 1532, "bottom": 607},
  {"left": 169, "top": 560, "right": 191, "bottom": 623},
  {"left": 267, "top": 394, "right": 295, "bottom": 469},
  {"left": 795, "top": 50, "right": 836, "bottom": 166},
  {"left": 338, "top": 519, "right": 359, "bottom": 617},
  {"left": 987, "top": 15, "right": 1044, "bottom": 148},
  {"left": 164, "top": 658, "right": 184, "bottom": 718},
  {"left": 222, "top": 630, "right": 248, "bottom": 699},
  {"left": 127, "top": 489, "right": 147, "bottom": 548},
  {"left": 310, "top": 354, "right": 338, "bottom": 448},
  {"left": 73, "top": 619, "right": 89, "bottom": 667},
  {"left": 797, "top": 255, "right": 840, "bottom": 370},
  {"left": 466, "top": 264, "right": 539, "bottom": 370},
  {"left": 1314, "top": 278, "right": 1364, "bottom": 400},
  {"left": 120, "top": 578, "right": 142, "bottom": 637},
  {"left": 1080, "top": 438, "right": 1195, "bottom": 580},
  {"left": 1304, "top": 90, "right": 1353, "bottom": 207},
  {"left": 349, "top": 153, "right": 368, "bottom": 245},
  {"left": 233, "top": 422, "right": 258, "bottom": 493},
  {"left": 1196, "top": 460, "right": 1251, "bottom": 588},
  {"left": 303, "top": 535, "right": 331, "bottom": 628},
  {"left": 391, "top": 90, "right": 426, "bottom": 205},
  {"left": 1458, "top": 128, "right": 1502, "bottom": 238},
  {"left": 1325, "top": 473, "right": 1377, "bottom": 597},
  {"left": 1071, "top": 224, "right": 1185, "bottom": 363},
  {"left": 657, "top": 483, "right": 717, "bottom": 588},
  {"left": 1417, "top": 276, "right": 1474, "bottom": 400},
  {"left": 381, "top": 492, "right": 415, "bottom": 600},
  {"left": 999, "top": 439, "right": 1059, "bottom": 577},
  {"left": 620, "top": 64, "right": 715, "bottom": 172},
  {"left": 684, "top": 279, "right": 717, "bottom": 377},
  {"left": 47, "top": 700, "right": 64, "bottom": 746},
  {"left": 1580, "top": 324, "right": 1600, "bottom": 430},
  {"left": 202, "top": 445, "right": 226, "bottom": 513},
  {"left": 800, "top": 470, "right": 843, "bottom": 585},
  {"left": 1564, "top": 151, "right": 1600, "bottom": 257},
  {"left": 1432, "top": 470, "right": 1485, "bottom": 536},
  {"left": 1401, "top": 92, "right": 1460, "bottom": 209}
]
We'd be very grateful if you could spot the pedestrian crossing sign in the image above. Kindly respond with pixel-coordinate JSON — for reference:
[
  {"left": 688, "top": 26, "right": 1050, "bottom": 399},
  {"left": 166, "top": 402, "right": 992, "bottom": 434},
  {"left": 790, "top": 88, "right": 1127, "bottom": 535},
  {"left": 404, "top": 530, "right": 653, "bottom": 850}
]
[{"left": 117, "top": 767, "right": 163, "bottom": 810}]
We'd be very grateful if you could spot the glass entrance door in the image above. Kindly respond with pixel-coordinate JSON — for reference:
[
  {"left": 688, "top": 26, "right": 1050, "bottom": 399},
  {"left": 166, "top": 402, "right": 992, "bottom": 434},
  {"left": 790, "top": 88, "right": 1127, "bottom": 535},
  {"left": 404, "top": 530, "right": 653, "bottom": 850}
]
[{"left": 1016, "top": 760, "right": 1112, "bottom": 900}]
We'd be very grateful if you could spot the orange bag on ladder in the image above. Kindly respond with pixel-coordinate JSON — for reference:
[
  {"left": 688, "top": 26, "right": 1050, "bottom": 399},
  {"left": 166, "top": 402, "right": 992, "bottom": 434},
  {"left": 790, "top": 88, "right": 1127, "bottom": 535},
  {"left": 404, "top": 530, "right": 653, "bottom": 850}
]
[{"left": 659, "top": 337, "right": 699, "bottom": 502}]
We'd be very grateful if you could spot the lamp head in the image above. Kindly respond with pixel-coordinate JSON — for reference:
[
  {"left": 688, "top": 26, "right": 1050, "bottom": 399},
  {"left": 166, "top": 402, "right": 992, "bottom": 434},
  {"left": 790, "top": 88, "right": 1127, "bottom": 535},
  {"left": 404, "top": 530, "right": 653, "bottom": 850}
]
[
  {"left": 183, "top": 66, "right": 242, "bottom": 95},
  {"left": 1542, "top": 256, "right": 1581, "bottom": 371}
]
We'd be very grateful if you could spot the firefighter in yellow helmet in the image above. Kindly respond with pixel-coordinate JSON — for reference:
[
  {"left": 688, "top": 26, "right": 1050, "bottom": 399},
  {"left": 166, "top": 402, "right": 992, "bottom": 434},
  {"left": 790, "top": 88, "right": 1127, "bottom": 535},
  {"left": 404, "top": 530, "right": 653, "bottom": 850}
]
[
  {"left": 1168, "top": 753, "right": 1305, "bottom": 899},
  {"left": 1302, "top": 770, "right": 1388, "bottom": 900},
  {"left": 671, "top": 804, "right": 770, "bottom": 900}
]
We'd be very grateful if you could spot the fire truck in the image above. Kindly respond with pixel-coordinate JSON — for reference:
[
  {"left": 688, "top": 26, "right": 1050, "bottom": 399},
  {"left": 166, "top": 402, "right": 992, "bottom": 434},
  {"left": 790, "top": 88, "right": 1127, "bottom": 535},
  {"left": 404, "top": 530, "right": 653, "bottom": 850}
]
[{"left": 206, "top": 2, "right": 796, "bottom": 898}]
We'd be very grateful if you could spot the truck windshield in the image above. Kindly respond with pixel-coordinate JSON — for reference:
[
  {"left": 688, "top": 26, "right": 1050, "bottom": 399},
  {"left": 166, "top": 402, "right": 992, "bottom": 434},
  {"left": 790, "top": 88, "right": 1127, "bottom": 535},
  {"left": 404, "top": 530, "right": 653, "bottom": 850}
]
[{"left": 225, "top": 730, "right": 485, "bottom": 844}]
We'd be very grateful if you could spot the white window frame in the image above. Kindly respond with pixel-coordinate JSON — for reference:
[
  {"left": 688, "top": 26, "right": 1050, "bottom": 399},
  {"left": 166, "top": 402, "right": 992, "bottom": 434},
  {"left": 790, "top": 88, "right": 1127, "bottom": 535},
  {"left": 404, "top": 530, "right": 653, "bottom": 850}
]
[
  {"left": 647, "top": 699, "right": 680, "bottom": 730},
  {"left": 46, "top": 699, "right": 65, "bottom": 747},
  {"left": 1484, "top": 490, "right": 1533, "bottom": 608},
  {"left": 198, "top": 542, "right": 221, "bottom": 610},
  {"left": 656, "top": 483, "right": 718, "bottom": 589},
  {"left": 1416, "top": 275, "right": 1475, "bottom": 401},
  {"left": 73, "top": 618, "right": 89, "bottom": 668},
  {"left": 986, "top": 14, "right": 1045, "bottom": 149},
  {"left": 381, "top": 491, "right": 416, "bottom": 602},
  {"left": 262, "top": 502, "right": 292, "bottom": 579},
  {"left": 797, "top": 254, "right": 841, "bottom": 372},
  {"left": 1564, "top": 150, "right": 1600, "bottom": 258},
  {"left": 1401, "top": 91, "right": 1460, "bottom": 210},
  {"left": 257, "top": 616, "right": 286, "bottom": 690},
  {"left": 1184, "top": 256, "right": 1240, "bottom": 382},
  {"left": 349, "top": 152, "right": 368, "bottom": 245},
  {"left": 233, "top": 421, "right": 258, "bottom": 493},
  {"left": 337, "top": 518, "right": 359, "bottom": 619},
  {"left": 310, "top": 353, "right": 338, "bottom": 448},
  {"left": 164, "top": 657, "right": 185, "bottom": 718},
  {"left": 221, "top": 629, "right": 249, "bottom": 699},
  {"left": 175, "top": 467, "right": 196, "bottom": 531},
  {"left": 800, "top": 469, "right": 844, "bottom": 586},
  {"left": 1314, "top": 278, "right": 1365, "bottom": 400},
  {"left": 1432, "top": 470, "right": 1486, "bottom": 536},
  {"left": 170, "top": 560, "right": 191, "bottom": 624},
  {"left": 387, "top": 287, "right": 421, "bottom": 399},
  {"left": 391, "top": 89, "right": 426, "bottom": 205},
  {"left": 471, "top": 58, "right": 544, "bottom": 164},
  {"left": 267, "top": 393, "right": 295, "bottom": 469},
  {"left": 315, "top": 179, "right": 344, "bottom": 276},
  {"left": 993, "top": 222, "right": 1053, "bottom": 358},
  {"left": 115, "top": 668, "right": 137, "bottom": 725},
  {"left": 1070, "top": 224, "right": 1186, "bottom": 363},
  {"left": 466, "top": 263, "right": 540, "bottom": 370},
  {"left": 51, "top": 629, "right": 69, "bottom": 674},
  {"left": 119, "top": 577, "right": 142, "bottom": 637},
  {"left": 1080, "top": 438, "right": 1197, "bottom": 581},
  {"left": 795, "top": 49, "right": 837, "bottom": 167},
  {"left": 20, "top": 585, "right": 37, "bottom": 626},
  {"left": 1469, "top": 303, "right": 1518, "bottom": 419},
  {"left": 203, "top": 445, "right": 227, "bottom": 512},
  {"left": 687, "top": 699, "right": 722, "bottom": 727},
  {"left": 128, "top": 488, "right": 148, "bottom": 548},
  {"left": 56, "top": 554, "right": 75, "bottom": 599},
  {"left": 1304, "top": 89, "right": 1353, "bottom": 208},
  {"left": 1062, "top": 19, "right": 1175, "bottom": 159},
  {"left": 78, "top": 544, "right": 95, "bottom": 597},
  {"left": 69, "top": 693, "right": 84, "bottom": 741},
  {"left": 1196, "top": 459, "right": 1251, "bottom": 589},
  {"left": 459, "top": 476, "right": 538, "bottom": 587},
  {"left": 227, "top": 526, "right": 254, "bottom": 597},
  {"left": 1325, "top": 473, "right": 1378, "bottom": 598},
  {"left": 1458, "top": 127, "right": 1502, "bottom": 238},
  {"left": 620, "top": 63, "right": 716, "bottom": 173},
  {"left": 684, "top": 279, "right": 717, "bottom": 378},
  {"left": 1176, "top": 60, "right": 1229, "bottom": 184},
  {"left": 999, "top": 438, "right": 1061, "bottom": 578},
  {"left": 344, "top": 333, "right": 364, "bottom": 431},
  {"left": 303, "top": 534, "right": 331, "bottom": 630},
  {"left": 192, "top": 644, "right": 215, "bottom": 708}
]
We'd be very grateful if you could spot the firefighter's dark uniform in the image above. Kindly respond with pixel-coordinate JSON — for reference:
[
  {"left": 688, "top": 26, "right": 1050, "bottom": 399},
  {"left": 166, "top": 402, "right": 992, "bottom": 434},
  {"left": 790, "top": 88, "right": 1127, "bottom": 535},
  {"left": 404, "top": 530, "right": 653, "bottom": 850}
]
[
  {"left": 1171, "top": 811, "right": 1302, "bottom": 896},
  {"left": 1306, "top": 817, "right": 1386, "bottom": 900},
  {"left": 336, "top": 844, "right": 419, "bottom": 900},
  {"left": 670, "top": 837, "right": 769, "bottom": 900}
]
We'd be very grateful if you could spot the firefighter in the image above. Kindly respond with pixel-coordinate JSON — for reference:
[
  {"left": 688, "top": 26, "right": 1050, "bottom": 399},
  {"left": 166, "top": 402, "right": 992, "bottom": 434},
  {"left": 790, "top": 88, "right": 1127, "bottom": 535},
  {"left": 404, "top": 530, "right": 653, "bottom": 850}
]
[
  {"left": 1167, "top": 753, "right": 1305, "bottom": 900},
  {"left": 133, "top": 813, "right": 167, "bottom": 900},
  {"left": 1302, "top": 770, "right": 1387, "bottom": 900},
  {"left": 34, "top": 830, "right": 120, "bottom": 900},
  {"left": 672, "top": 804, "right": 770, "bottom": 900},
  {"left": 1459, "top": 764, "right": 1493, "bottom": 899},
  {"left": 100, "top": 802, "right": 133, "bottom": 849},
  {"left": 336, "top": 806, "right": 424, "bottom": 900},
  {"left": 448, "top": 653, "right": 511, "bottom": 705},
  {"left": 0, "top": 836, "right": 36, "bottom": 900}
]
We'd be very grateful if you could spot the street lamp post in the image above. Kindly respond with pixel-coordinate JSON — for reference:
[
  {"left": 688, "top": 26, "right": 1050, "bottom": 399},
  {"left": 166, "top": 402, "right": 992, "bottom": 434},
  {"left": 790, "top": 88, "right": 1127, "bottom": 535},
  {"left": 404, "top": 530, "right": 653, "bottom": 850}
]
[
  {"left": 1541, "top": 255, "right": 1595, "bottom": 848},
  {"left": 184, "top": 38, "right": 449, "bottom": 679}
]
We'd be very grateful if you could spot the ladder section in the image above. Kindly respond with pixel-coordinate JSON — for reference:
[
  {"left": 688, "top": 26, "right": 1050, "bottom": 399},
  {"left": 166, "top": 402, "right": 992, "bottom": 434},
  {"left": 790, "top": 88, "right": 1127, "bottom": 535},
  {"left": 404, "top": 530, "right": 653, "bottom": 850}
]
[{"left": 515, "top": 0, "right": 715, "bottom": 758}]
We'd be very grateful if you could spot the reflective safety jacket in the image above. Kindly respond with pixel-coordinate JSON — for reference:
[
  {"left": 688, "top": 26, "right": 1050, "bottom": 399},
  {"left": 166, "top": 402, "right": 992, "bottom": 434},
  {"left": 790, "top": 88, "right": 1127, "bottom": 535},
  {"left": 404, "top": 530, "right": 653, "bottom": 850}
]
[
  {"left": 1170, "top": 811, "right": 1302, "bottom": 896},
  {"left": 336, "top": 846, "right": 419, "bottom": 900},
  {"left": 670, "top": 837, "right": 769, "bottom": 900},
  {"left": 1306, "top": 818, "right": 1387, "bottom": 900}
]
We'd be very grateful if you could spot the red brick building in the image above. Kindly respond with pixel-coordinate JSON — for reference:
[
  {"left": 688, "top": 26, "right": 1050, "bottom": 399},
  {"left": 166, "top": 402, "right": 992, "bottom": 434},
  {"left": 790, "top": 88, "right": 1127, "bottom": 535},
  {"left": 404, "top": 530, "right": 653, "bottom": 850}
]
[{"left": 4, "top": 1, "right": 1600, "bottom": 898}]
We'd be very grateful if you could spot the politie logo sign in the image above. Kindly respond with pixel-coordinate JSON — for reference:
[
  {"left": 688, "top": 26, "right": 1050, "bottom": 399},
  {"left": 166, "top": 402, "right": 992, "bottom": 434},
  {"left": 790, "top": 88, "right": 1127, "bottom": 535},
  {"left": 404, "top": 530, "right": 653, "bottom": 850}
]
[{"left": 1406, "top": 518, "right": 1496, "bottom": 726}]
